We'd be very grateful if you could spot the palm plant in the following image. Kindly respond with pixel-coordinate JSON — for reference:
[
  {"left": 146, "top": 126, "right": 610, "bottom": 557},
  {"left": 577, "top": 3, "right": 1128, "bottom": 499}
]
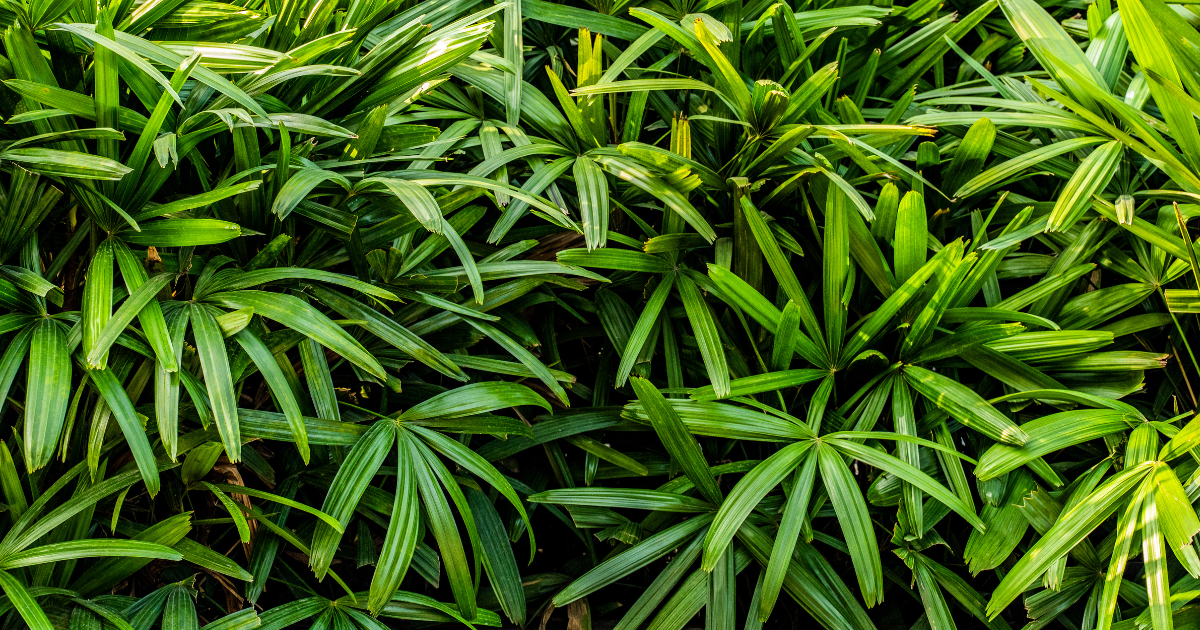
[{"left": 0, "top": 0, "right": 1198, "bottom": 629}]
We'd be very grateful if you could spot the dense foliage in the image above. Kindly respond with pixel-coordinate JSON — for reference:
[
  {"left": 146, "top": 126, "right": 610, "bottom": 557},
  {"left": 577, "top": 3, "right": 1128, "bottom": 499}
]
[{"left": 4, "top": 0, "right": 1200, "bottom": 627}]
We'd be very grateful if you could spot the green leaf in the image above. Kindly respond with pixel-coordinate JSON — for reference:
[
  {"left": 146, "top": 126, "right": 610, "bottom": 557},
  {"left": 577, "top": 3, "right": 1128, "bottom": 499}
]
[
  {"left": 232, "top": 329, "right": 308, "bottom": 463},
  {"left": 758, "top": 453, "right": 819, "bottom": 621},
  {"left": 1045, "top": 141, "right": 1122, "bottom": 232},
  {"left": 310, "top": 420, "right": 394, "bottom": 579},
  {"left": 308, "top": 285, "right": 464, "bottom": 382},
  {"left": 119, "top": 220, "right": 242, "bottom": 246},
  {"left": 209, "top": 483, "right": 342, "bottom": 533},
  {"left": 156, "top": 306, "right": 190, "bottom": 461},
  {"left": 677, "top": 274, "right": 730, "bottom": 398},
  {"left": 1144, "top": 481, "right": 1174, "bottom": 630},
  {"left": 615, "top": 275, "right": 674, "bottom": 387},
  {"left": 942, "top": 118, "right": 996, "bottom": 197},
  {"left": 85, "top": 274, "right": 173, "bottom": 368},
  {"left": 842, "top": 240, "right": 963, "bottom": 361},
  {"left": 704, "top": 441, "right": 810, "bottom": 572},
  {"left": 740, "top": 197, "right": 821, "bottom": 338},
  {"left": 83, "top": 241, "right": 114, "bottom": 370},
  {"left": 410, "top": 438, "right": 476, "bottom": 620},
  {"left": 975, "top": 410, "right": 1134, "bottom": 480},
  {"left": 52, "top": 24, "right": 181, "bottom": 106},
  {"left": 206, "top": 291, "right": 385, "bottom": 381},
  {"left": 85, "top": 367, "right": 160, "bottom": 496},
  {"left": 300, "top": 336, "right": 339, "bottom": 423},
  {"left": 688, "top": 369, "right": 826, "bottom": 402},
  {"left": 165, "top": 585, "right": 199, "bottom": 630},
  {"left": 692, "top": 18, "right": 752, "bottom": 117},
  {"left": 997, "top": 0, "right": 1109, "bottom": 109},
  {"left": 205, "top": 482, "right": 254, "bottom": 543},
  {"left": 894, "top": 191, "right": 927, "bottom": 283},
  {"left": 190, "top": 304, "right": 240, "bottom": 463},
  {"left": 964, "top": 471, "right": 1037, "bottom": 575},
  {"left": 182, "top": 442, "right": 223, "bottom": 487},
  {"left": 903, "top": 365, "right": 1029, "bottom": 446},
  {"left": 552, "top": 514, "right": 713, "bottom": 606},
  {"left": 203, "top": 268, "right": 397, "bottom": 302},
  {"left": 736, "top": 520, "right": 873, "bottom": 630},
  {"left": 271, "top": 169, "right": 351, "bottom": 221},
  {"left": 409, "top": 424, "right": 532, "bottom": 539},
  {"left": 367, "top": 430, "right": 419, "bottom": 615},
  {"left": 69, "top": 25, "right": 268, "bottom": 117},
  {"left": 828, "top": 438, "right": 984, "bottom": 530},
  {"left": 466, "top": 487, "right": 525, "bottom": 625},
  {"left": 239, "top": 408, "right": 366, "bottom": 445},
  {"left": 529, "top": 488, "right": 713, "bottom": 512},
  {"left": 593, "top": 154, "right": 716, "bottom": 241},
  {"left": 400, "top": 382, "right": 549, "bottom": 422},
  {"left": 0, "top": 540, "right": 182, "bottom": 569},
  {"left": 557, "top": 248, "right": 672, "bottom": 272},
  {"left": 112, "top": 241, "right": 176, "bottom": 372},
  {"left": 563, "top": 434, "right": 648, "bottom": 476},
  {"left": 955, "top": 137, "right": 1108, "bottom": 199},
  {"left": 528, "top": 0, "right": 647, "bottom": 39},
  {"left": 890, "top": 378, "right": 923, "bottom": 533},
  {"left": 631, "top": 376, "right": 723, "bottom": 505},
  {"left": 575, "top": 157, "right": 610, "bottom": 251},
  {"left": 24, "top": 319, "right": 69, "bottom": 472},
  {"left": 909, "top": 555, "right": 956, "bottom": 630},
  {"left": 986, "top": 462, "right": 1156, "bottom": 618},
  {"left": 1098, "top": 482, "right": 1144, "bottom": 630},
  {"left": 4, "top": 80, "right": 148, "bottom": 132},
  {"left": 1122, "top": 0, "right": 1200, "bottom": 174},
  {"left": 574, "top": 78, "right": 721, "bottom": 97},
  {"left": 0, "top": 571, "right": 53, "bottom": 630},
  {"left": 816, "top": 442, "right": 881, "bottom": 606}
]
